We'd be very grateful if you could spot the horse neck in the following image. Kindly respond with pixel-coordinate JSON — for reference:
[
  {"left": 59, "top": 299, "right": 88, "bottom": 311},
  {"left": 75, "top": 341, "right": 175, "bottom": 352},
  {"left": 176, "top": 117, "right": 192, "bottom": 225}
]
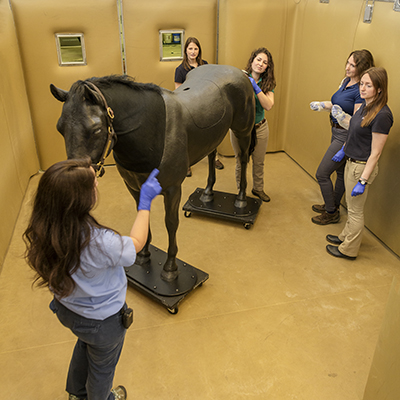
[{"left": 105, "top": 84, "right": 165, "bottom": 137}]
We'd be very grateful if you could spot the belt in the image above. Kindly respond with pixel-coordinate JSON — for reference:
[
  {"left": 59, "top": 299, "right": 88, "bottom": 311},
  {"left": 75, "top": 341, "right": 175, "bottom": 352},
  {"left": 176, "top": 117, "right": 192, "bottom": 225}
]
[
  {"left": 330, "top": 121, "right": 345, "bottom": 130},
  {"left": 255, "top": 118, "right": 266, "bottom": 129},
  {"left": 347, "top": 157, "right": 367, "bottom": 165}
]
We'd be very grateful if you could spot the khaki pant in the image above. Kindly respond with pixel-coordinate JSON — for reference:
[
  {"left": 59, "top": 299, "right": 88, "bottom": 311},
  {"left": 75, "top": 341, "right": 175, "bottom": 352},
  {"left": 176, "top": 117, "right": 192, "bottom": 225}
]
[
  {"left": 230, "top": 120, "right": 270, "bottom": 191},
  {"left": 338, "top": 160, "right": 379, "bottom": 257}
]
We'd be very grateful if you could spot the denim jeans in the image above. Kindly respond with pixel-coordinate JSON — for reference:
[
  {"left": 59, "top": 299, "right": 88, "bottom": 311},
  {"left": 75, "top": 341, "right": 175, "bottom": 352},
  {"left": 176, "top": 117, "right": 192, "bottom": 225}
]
[
  {"left": 315, "top": 126, "right": 347, "bottom": 213},
  {"left": 50, "top": 298, "right": 127, "bottom": 400}
]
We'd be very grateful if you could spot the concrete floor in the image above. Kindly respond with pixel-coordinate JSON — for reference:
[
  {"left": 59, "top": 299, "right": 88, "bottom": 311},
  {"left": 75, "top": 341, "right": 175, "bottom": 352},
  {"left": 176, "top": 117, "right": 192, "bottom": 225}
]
[{"left": 1, "top": 152, "right": 400, "bottom": 399}]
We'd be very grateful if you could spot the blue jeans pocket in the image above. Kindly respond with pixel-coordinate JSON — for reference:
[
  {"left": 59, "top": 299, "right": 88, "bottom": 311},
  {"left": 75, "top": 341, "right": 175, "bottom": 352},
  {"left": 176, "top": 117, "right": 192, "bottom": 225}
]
[{"left": 73, "top": 321, "right": 100, "bottom": 334}]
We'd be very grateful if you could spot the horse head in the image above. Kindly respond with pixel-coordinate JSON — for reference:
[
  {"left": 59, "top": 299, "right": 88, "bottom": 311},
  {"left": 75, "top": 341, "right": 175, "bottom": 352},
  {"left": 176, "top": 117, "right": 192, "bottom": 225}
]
[{"left": 50, "top": 81, "right": 117, "bottom": 175}]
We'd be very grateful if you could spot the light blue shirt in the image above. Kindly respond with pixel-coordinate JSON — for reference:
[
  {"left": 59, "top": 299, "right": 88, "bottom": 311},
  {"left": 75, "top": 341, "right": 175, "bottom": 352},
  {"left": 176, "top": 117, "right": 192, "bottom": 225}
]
[{"left": 58, "top": 228, "right": 136, "bottom": 320}]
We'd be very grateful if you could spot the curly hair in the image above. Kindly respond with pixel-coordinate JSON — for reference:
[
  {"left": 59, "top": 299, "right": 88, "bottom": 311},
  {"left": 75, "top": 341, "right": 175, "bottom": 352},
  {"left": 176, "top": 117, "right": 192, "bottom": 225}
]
[{"left": 244, "top": 47, "right": 276, "bottom": 93}]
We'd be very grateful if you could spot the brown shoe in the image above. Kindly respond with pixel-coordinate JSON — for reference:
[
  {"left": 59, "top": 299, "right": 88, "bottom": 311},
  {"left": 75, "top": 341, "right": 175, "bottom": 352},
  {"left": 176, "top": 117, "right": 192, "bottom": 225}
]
[
  {"left": 252, "top": 189, "right": 270, "bottom": 202},
  {"left": 312, "top": 204, "right": 325, "bottom": 213},
  {"left": 312, "top": 210, "right": 340, "bottom": 225},
  {"left": 215, "top": 159, "right": 224, "bottom": 169}
]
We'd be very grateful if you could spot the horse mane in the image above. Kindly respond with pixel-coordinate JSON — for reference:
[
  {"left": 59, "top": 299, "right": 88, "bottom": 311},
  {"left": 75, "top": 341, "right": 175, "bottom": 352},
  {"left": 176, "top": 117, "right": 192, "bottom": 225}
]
[{"left": 70, "top": 74, "right": 163, "bottom": 99}]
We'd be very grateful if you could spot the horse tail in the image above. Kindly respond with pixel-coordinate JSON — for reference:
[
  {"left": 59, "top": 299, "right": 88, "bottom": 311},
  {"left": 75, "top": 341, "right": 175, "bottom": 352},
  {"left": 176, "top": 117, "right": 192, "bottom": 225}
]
[{"left": 249, "top": 125, "right": 257, "bottom": 156}]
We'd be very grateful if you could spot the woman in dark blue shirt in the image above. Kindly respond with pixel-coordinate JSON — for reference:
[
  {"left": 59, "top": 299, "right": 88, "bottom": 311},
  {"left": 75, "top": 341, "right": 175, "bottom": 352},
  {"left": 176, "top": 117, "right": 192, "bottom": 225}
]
[
  {"left": 327, "top": 67, "right": 393, "bottom": 259},
  {"left": 309, "top": 50, "right": 374, "bottom": 225}
]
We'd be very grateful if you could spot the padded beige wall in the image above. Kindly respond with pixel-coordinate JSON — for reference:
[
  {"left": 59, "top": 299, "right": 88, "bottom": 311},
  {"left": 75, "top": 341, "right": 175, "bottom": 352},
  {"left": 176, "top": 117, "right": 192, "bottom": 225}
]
[
  {"left": 123, "top": 0, "right": 217, "bottom": 91},
  {"left": 281, "top": 0, "right": 400, "bottom": 256},
  {"left": 363, "top": 278, "right": 400, "bottom": 400},
  {"left": 0, "top": 0, "right": 38, "bottom": 269},
  {"left": 10, "top": 0, "right": 123, "bottom": 170},
  {"left": 218, "top": 0, "right": 287, "bottom": 155}
]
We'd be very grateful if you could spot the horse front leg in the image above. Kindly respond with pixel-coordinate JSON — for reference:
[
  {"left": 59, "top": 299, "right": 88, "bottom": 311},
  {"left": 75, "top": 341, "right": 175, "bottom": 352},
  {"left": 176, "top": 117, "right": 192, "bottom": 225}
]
[
  {"left": 160, "top": 185, "right": 181, "bottom": 282},
  {"left": 124, "top": 185, "right": 152, "bottom": 265},
  {"left": 200, "top": 149, "right": 217, "bottom": 203}
]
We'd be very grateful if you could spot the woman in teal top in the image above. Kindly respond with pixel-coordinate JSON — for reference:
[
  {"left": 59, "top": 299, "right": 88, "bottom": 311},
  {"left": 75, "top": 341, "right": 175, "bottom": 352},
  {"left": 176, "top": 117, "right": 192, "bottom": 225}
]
[{"left": 230, "top": 47, "right": 276, "bottom": 202}]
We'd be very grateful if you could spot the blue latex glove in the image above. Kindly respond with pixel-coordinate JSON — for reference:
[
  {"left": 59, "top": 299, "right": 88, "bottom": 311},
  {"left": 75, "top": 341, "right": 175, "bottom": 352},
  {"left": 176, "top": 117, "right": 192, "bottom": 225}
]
[
  {"left": 138, "top": 169, "right": 162, "bottom": 210},
  {"left": 332, "top": 145, "right": 345, "bottom": 162},
  {"left": 310, "top": 101, "right": 325, "bottom": 112},
  {"left": 351, "top": 182, "right": 366, "bottom": 197},
  {"left": 248, "top": 76, "right": 262, "bottom": 95},
  {"left": 331, "top": 104, "right": 345, "bottom": 122}
]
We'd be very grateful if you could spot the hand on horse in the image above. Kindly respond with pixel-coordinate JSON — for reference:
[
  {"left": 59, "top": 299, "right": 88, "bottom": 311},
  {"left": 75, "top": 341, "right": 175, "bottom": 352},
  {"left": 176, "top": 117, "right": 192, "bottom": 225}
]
[
  {"left": 138, "top": 169, "right": 162, "bottom": 210},
  {"left": 248, "top": 76, "right": 262, "bottom": 95},
  {"left": 332, "top": 145, "right": 345, "bottom": 162},
  {"left": 351, "top": 182, "right": 366, "bottom": 197},
  {"left": 310, "top": 101, "right": 325, "bottom": 112}
]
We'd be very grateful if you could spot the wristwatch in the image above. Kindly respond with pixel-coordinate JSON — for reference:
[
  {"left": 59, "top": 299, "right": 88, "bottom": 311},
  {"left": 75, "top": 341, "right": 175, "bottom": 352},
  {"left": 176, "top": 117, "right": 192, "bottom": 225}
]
[{"left": 359, "top": 178, "right": 368, "bottom": 186}]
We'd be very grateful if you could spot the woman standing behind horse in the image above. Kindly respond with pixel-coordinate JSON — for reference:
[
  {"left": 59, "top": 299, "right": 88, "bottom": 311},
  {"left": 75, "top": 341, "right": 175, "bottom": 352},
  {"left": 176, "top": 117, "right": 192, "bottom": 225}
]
[
  {"left": 309, "top": 49, "right": 374, "bottom": 225},
  {"left": 174, "top": 36, "right": 224, "bottom": 175},
  {"left": 231, "top": 47, "right": 276, "bottom": 202},
  {"left": 23, "top": 158, "right": 161, "bottom": 400}
]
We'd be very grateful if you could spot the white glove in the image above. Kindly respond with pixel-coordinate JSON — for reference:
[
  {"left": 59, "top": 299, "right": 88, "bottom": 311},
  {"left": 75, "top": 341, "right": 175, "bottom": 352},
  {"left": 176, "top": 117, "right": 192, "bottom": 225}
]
[
  {"left": 331, "top": 104, "right": 351, "bottom": 129},
  {"left": 331, "top": 105, "right": 345, "bottom": 122},
  {"left": 310, "top": 101, "right": 325, "bottom": 112}
]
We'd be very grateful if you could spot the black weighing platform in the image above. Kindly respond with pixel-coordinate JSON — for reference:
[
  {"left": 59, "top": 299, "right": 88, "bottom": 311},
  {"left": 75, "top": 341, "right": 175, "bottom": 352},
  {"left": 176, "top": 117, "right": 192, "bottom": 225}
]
[
  {"left": 125, "top": 245, "right": 209, "bottom": 314},
  {"left": 182, "top": 187, "right": 262, "bottom": 229}
]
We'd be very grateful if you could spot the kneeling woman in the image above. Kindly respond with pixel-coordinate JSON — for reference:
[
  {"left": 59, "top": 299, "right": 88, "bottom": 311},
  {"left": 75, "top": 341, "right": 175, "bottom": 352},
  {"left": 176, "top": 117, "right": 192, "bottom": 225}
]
[{"left": 327, "top": 67, "right": 393, "bottom": 259}]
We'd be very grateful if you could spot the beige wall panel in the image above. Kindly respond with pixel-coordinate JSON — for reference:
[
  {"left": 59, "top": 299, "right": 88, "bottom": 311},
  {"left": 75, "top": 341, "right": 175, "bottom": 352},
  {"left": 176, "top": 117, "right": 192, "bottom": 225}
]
[
  {"left": 352, "top": 1, "right": 400, "bottom": 257},
  {"left": 363, "top": 278, "right": 400, "bottom": 400},
  {"left": 0, "top": 0, "right": 39, "bottom": 269},
  {"left": 123, "top": 0, "right": 217, "bottom": 91},
  {"left": 218, "top": 0, "right": 288, "bottom": 154},
  {"left": 283, "top": 0, "right": 363, "bottom": 174},
  {"left": 11, "top": 0, "right": 122, "bottom": 170}
]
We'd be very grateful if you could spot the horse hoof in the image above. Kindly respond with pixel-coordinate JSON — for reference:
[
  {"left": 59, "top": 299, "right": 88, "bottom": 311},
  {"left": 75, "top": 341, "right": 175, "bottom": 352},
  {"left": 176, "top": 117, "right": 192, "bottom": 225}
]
[
  {"left": 200, "top": 193, "right": 214, "bottom": 203},
  {"left": 161, "top": 269, "right": 179, "bottom": 282},
  {"left": 234, "top": 198, "right": 247, "bottom": 209},
  {"left": 135, "top": 254, "right": 150, "bottom": 266}
]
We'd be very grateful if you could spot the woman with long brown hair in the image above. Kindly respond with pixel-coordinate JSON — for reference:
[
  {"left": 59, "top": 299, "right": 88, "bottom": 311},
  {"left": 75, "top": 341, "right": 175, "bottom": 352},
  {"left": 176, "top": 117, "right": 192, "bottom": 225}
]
[
  {"left": 24, "top": 158, "right": 161, "bottom": 400},
  {"left": 326, "top": 67, "right": 393, "bottom": 259},
  {"left": 310, "top": 49, "right": 375, "bottom": 225},
  {"left": 174, "top": 36, "right": 224, "bottom": 174},
  {"left": 230, "top": 47, "right": 276, "bottom": 202}
]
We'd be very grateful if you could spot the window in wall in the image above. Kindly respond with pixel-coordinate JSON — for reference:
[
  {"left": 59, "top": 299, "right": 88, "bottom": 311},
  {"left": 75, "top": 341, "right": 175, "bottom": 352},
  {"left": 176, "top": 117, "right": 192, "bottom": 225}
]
[
  {"left": 55, "top": 34, "right": 87, "bottom": 66},
  {"left": 159, "top": 30, "right": 184, "bottom": 61}
]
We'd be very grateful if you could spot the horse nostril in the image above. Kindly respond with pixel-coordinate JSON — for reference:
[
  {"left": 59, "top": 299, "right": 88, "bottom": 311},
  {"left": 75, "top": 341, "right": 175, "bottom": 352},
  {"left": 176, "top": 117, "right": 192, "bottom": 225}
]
[{"left": 183, "top": 87, "right": 190, "bottom": 91}]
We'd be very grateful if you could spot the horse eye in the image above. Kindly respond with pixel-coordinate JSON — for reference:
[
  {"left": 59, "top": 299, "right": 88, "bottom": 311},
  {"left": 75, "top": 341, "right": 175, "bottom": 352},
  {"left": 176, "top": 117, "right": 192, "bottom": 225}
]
[{"left": 93, "top": 128, "right": 102, "bottom": 135}]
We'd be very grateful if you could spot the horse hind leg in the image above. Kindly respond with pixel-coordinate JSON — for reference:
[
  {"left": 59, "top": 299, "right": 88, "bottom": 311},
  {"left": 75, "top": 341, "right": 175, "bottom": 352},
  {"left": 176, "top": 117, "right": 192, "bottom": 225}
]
[
  {"left": 232, "top": 133, "right": 250, "bottom": 209},
  {"left": 160, "top": 185, "right": 181, "bottom": 282},
  {"left": 200, "top": 149, "right": 217, "bottom": 203}
]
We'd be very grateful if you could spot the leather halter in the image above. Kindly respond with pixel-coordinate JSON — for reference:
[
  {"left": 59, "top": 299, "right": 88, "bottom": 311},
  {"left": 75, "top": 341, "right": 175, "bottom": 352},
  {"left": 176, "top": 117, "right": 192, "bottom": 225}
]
[{"left": 84, "top": 81, "right": 117, "bottom": 177}]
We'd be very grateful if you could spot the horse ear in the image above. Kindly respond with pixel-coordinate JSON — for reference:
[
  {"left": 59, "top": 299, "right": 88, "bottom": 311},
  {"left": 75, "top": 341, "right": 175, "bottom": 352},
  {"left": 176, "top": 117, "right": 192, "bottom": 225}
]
[
  {"left": 83, "top": 85, "right": 103, "bottom": 105},
  {"left": 50, "top": 84, "right": 68, "bottom": 103}
]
